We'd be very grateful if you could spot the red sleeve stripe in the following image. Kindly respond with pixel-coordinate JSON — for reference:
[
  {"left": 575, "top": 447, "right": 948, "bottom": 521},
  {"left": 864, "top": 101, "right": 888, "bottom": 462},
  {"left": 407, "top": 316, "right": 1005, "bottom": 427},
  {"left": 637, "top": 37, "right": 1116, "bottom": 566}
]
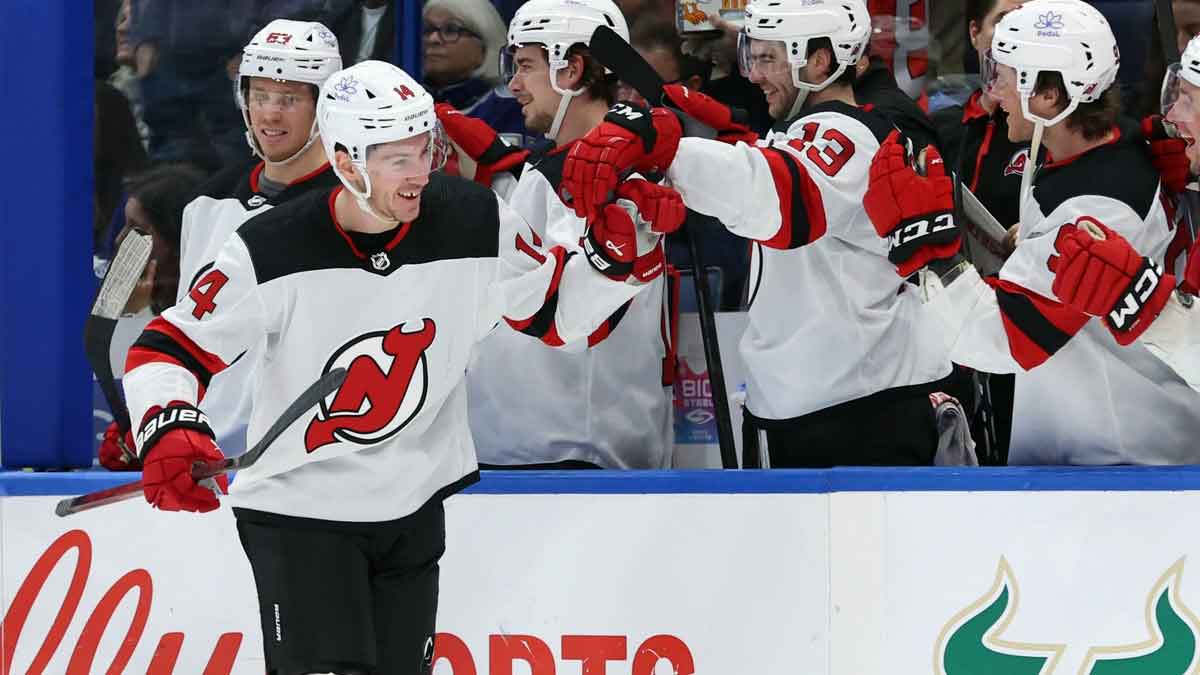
[
  {"left": 586, "top": 299, "right": 632, "bottom": 348},
  {"left": 129, "top": 317, "right": 229, "bottom": 388},
  {"left": 756, "top": 146, "right": 827, "bottom": 250},
  {"left": 124, "top": 347, "right": 208, "bottom": 401},
  {"left": 515, "top": 232, "right": 547, "bottom": 264},
  {"left": 987, "top": 277, "right": 1089, "bottom": 370}
]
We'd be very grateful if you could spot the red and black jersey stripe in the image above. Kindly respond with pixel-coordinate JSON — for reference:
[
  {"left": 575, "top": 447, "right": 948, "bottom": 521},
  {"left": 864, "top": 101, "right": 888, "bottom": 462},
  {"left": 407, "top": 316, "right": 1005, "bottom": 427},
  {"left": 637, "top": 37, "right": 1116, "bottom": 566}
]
[
  {"left": 988, "top": 278, "right": 1089, "bottom": 370},
  {"left": 504, "top": 246, "right": 572, "bottom": 347},
  {"left": 126, "top": 316, "right": 230, "bottom": 394},
  {"left": 755, "top": 146, "right": 828, "bottom": 250}
]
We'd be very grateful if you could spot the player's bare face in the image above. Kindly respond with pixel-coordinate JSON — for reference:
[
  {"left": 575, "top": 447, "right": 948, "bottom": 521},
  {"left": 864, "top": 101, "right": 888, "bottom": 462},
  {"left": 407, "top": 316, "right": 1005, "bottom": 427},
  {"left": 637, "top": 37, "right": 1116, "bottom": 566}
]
[
  {"left": 365, "top": 135, "right": 434, "bottom": 223},
  {"left": 990, "top": 64, "right": 1036, "bottom": 142},
  {"left": 744, "top": 39, "right": 798, "bottom": 120},
  {"left": 247, "top": 78, "right": 317, "bottom": 162},
  {"left": 507, "top": 46, "right": 557, "bottom": 134}
]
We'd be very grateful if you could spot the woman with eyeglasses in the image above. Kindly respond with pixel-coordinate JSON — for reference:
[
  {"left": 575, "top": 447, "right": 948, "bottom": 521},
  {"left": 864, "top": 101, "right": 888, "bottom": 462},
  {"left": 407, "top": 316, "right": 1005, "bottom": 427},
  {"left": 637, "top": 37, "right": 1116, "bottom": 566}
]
[{"left": 422, "top": 0, "right": 531, "bottom": 147}]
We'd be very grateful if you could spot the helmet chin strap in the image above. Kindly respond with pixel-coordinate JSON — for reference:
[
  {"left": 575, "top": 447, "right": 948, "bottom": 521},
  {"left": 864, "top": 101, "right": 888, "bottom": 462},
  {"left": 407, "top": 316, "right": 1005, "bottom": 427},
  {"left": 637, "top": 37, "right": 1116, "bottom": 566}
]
[
  {"left": 251, "top": 119, "right": 323, "bottom": 168},
  {"left": 546, "top": 64, "right": 585, "bottom": 143},
  {"left": 334, "top": 167, "right": 402, "bottom": 227},
  {"left": 785, "top": 88, "right": 809, "bottom": 120}
]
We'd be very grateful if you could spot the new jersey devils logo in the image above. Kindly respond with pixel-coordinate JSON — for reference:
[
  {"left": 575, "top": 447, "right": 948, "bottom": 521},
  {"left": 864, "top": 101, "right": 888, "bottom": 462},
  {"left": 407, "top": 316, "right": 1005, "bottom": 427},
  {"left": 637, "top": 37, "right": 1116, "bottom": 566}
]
[
  {"left": 1004, "top": 148, "right": 1031, "bottom": 177},
  {"left": 304, "top": 319, "right": 436, "bottom": 452}
]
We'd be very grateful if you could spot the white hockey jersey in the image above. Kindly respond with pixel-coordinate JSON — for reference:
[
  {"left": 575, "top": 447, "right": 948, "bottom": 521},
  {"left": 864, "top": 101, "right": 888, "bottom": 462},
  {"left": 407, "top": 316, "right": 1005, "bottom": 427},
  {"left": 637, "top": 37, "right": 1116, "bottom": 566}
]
[
  {"left": 175, "top": 161, "right": 340, "bottom": 450},
  {"left": 664, "top": 101, "right": 952, "bottom": 421},
  {"left": 123, "top": 174, "right": 646, "bottom": 521},
  {"left": 466, "top": 147, "right": 673, "bottom": 469},
  {"left": 930, "top": 125, "right": 1200, "bottom": 464}
]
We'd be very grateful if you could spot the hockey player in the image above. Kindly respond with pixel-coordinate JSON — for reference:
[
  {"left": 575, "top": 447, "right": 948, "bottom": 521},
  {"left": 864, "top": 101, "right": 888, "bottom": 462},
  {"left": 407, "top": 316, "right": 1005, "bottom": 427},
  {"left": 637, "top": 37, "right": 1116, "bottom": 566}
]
[
  {"left": 439, "top": 0, "right": 679, "bottom": 469},
  {"left": 864, "top": 0, "right": 1200, "bottom": 464},
  {"left": 1045, "top": 33, "right": 1200, "bottom": 391},
  {"left": 98, "top": 19, "right": 342, "bottom": 463},
  {"left": 557, "top": 0, "right": 957, "bottom": 467},
  {"left": 121, "top": 60, "right": 677, "bottom": 674},
  {"left": 173, "top": 19, "right": 343, "bottom": 452}
]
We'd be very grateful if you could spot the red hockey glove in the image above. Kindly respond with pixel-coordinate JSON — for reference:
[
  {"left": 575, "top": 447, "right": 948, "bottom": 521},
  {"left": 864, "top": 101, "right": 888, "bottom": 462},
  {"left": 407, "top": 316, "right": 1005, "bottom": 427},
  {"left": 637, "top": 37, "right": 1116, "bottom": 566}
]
[
  {"left": 137, "top": 403, "right": 228, "bottom": 513},
  {"left": 583, "top": 180, "right": 677, "bottom": 283},
  {"left": 435, "top": 103, "right": 529, "bottom": 186},
  {"left": 1142, "top": 115, "right": 1191, "bottom": 194},
  {"left": 661, "top": 83, "right": 758, "bottom": 146},
  {"left": 864, "top": 130, "right": 960, "bottom": 277},
  {"left": 1048, "top": 218, "right": 1176, "bottom": 345},
  {"left": 560, "top": 102, "right": 683, "bottom": 220},
  {"left": 613, "top": 179, "right": 686, "bottom": 235},
  {"left": 98, "top": 421, "right": 140, "bottom": 471}
]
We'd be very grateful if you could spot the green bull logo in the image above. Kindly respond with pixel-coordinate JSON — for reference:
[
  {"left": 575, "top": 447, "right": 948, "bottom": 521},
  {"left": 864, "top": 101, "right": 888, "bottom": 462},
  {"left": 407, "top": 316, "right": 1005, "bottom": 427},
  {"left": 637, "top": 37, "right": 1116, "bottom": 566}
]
[{"left": 935, "top": 558, "right": 1200, "bottom": 675}]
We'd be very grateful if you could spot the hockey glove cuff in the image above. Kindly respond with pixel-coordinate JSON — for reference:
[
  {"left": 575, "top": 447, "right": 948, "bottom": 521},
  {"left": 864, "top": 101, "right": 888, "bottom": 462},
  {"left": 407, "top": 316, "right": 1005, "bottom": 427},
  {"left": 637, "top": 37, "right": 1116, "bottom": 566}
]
[{"left": 138, "top": 402, "right": 228, "bottom": 513}]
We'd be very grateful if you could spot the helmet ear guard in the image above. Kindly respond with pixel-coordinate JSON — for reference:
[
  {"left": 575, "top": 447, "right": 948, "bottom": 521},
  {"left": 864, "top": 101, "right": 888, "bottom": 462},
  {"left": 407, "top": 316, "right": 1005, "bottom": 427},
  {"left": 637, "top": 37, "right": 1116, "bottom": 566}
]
[{"left": 318, "top": 61, "right": 448, "bottom": 223}]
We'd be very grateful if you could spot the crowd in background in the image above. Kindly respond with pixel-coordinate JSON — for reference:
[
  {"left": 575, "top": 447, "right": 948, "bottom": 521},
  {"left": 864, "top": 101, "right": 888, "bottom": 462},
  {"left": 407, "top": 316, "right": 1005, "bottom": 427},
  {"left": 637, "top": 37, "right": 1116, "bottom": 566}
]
[{"left": 89, "top": 0, "right": 1195, "bottom": 468}]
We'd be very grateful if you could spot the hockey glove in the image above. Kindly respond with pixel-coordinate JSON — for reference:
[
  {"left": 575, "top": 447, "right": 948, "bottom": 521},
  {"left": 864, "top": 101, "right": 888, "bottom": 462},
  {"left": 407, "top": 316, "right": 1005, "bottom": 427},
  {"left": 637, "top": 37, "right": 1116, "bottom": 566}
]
[
  {"left": 98, "top": 421, "right": 140, "bottom": 471},
  {"left": 661, "top": 83, "right": 758, "bottom": 146},
  {"left": 583, "top": 180, "right": 679, "bottom": 283},
  {"left": 138, "top": 402, "right": 228, "bottom": 512},
  {"left": 1048, "top": 218, "right": 1176, "bottom": 345},
  {"left": 1142, "top": 115, "right": 1191, "bottom": 194},
  {"left": 864, "top": 130, "right": 960, "bottom": 277},
  {"left": 435, "top": 103, "right": 529, "bottom": 186},
  {"left": 560, "top": 102, "right": 683, "bottom": 220}
]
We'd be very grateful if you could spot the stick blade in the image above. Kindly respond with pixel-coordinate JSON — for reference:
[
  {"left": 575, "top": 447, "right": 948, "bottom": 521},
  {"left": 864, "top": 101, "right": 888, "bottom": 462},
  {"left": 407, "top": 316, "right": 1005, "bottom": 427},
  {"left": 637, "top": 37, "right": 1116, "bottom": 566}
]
[{"left": 589, "top": 25, "right": 665, "bottom": 105}]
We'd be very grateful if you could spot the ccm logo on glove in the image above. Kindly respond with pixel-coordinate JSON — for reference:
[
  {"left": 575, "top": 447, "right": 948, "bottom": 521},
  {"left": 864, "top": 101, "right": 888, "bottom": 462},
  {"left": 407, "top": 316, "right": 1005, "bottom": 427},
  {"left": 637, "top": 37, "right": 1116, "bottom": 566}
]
[
  {"left": 1107, "top": 260, "right": 1167, "bottom": 331},
  {"left": 890, "top": 214, "right": 956, "bottom": 249}
]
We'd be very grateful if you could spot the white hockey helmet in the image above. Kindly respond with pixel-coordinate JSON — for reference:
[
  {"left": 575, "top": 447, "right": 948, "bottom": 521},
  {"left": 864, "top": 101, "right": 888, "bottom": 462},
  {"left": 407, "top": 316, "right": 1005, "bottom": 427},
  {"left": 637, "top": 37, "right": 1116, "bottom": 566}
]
[
  {"left": 737, "top": 0, "right": 871, "bottom": 93},
  {"left": 1162, "top": 34, "right": 1200, "bottom": 118},
  {"left": 237, "top": 19, "right": 342, "bottom": 164},
  {"left": 988, "top": 0, "right": 1120, "bottom": 127},
  {"left": 318, "top": 61, "right": 449, "bottom": 217},
  {"left": 502, "top": 0, "right": 628, "bottom": 138}
]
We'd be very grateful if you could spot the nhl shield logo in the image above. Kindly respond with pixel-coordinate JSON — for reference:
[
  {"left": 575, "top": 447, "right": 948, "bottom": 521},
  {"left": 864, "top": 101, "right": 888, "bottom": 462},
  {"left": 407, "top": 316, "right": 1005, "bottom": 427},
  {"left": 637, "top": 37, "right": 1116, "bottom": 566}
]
[
  {"left": 370, "top": 251, "right": 391, "bottom": 271},
  {"left": 247, "top": 194, "right": 267, "bottom": 208},
  {"left": 304, "top": 319, "right": 436, "bottom": 452}
]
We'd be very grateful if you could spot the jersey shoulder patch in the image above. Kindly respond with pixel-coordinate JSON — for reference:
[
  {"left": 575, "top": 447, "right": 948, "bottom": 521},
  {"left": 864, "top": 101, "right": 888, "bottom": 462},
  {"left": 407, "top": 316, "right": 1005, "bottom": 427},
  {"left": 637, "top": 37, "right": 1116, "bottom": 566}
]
[{"left": 1034, "top": 126, "right": 1159, "bottom": 220}]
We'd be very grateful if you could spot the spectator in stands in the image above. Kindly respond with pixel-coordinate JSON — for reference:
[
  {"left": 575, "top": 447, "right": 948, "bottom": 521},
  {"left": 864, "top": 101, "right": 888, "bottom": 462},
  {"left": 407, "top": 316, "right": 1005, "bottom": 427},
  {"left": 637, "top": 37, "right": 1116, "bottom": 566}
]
[
  {"left": 422, "top": 0, "right": 530, "bottom": 145},
  {"left": 332, "top": 0, "right": 394, "bottom": 66},
  {"left": 97, "top": 163, "right": 207, "bottom": 471},
  {"left": 627, "top": 20, "right": 751, "bottom": 310},
  {"left": 109, "top": 0, "right": 149, "bottom": 149},
  {"left": 95, "top": 81, "right": 149, "bottom": 261}
]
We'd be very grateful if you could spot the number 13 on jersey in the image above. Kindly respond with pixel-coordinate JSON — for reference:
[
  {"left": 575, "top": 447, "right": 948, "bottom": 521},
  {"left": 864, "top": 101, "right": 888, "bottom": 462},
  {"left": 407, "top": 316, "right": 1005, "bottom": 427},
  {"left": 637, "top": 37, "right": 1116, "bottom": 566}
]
[{"left": 787, "top": 122, "right": 856, "bottom": 177}]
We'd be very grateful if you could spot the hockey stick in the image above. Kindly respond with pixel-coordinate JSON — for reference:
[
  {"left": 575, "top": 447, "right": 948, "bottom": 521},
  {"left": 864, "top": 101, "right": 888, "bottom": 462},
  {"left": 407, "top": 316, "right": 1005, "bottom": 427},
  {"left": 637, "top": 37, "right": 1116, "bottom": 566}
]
[
  {"left": 589, "top": 24, "right": 739, "bottom": 468},
  {"left": 86, "top": 231, "right": 154, "bottom": 464},
  {"left": 55, "top": 367, "right": 347, "bottom": 517}
]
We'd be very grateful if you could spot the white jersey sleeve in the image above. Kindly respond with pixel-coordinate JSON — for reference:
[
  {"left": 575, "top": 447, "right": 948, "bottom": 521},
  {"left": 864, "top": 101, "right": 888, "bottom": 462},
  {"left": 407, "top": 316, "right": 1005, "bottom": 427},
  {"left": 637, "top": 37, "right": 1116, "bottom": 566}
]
[
  {"left": 480, "top": 193, "right": 645, "bottom": 346},
  {"left": 123, "top": 234, "right": 275, "bottom": 453},
  {"left": 665, "top": 107, "right": 884, "bottom": 249}
]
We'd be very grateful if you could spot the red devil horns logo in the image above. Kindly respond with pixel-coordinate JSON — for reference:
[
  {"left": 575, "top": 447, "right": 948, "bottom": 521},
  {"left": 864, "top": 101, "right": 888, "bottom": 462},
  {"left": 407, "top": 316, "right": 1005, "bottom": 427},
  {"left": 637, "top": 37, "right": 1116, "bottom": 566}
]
[{"left": 304, "top": 319, "right": 436, "bottom": 452}]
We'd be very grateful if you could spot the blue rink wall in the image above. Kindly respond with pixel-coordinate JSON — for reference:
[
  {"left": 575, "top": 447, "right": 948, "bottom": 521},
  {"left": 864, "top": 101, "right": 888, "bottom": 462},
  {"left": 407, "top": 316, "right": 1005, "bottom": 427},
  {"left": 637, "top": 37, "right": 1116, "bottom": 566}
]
[{"left": 4, "top": 468, "right": 1200, "bottom": 674}]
